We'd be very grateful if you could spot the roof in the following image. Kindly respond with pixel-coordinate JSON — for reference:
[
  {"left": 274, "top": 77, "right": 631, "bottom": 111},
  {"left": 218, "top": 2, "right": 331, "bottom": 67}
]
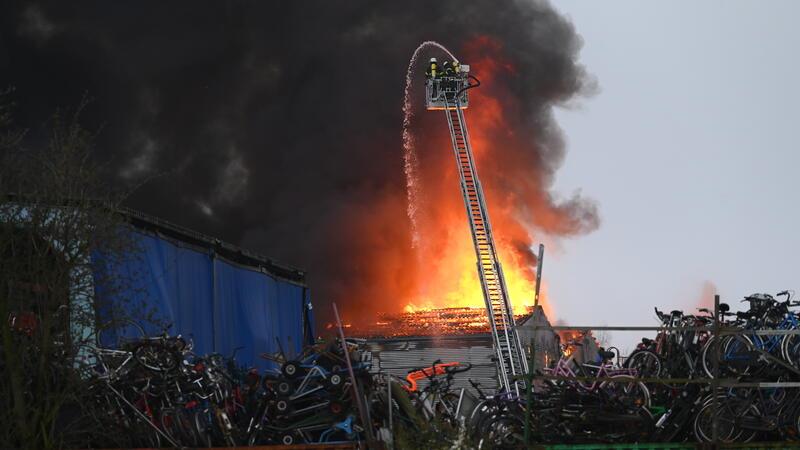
[
  {"left": 120, "top": 206, "right": 307, "bottom": 285},
  {"left": 1, "top": 194, "right": 306, "bottom": 284}
]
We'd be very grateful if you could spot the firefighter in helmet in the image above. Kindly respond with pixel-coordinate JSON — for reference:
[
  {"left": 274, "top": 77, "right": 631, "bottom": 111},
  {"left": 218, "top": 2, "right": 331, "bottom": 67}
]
[
  {"left": 425, "top": 57, "right": 438, "bottom": 78},
  {"left": 442, "top": 60, "right": 453, "bottom": 76}
]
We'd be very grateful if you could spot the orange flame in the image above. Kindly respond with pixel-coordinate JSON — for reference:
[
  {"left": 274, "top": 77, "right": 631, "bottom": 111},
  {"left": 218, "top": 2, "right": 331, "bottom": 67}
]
[
  {"left": 402, "top": 36, "right": 554, "bottom": 319},
  {"left": 338, "top": 35, "right": 596, "bottom": 329}
]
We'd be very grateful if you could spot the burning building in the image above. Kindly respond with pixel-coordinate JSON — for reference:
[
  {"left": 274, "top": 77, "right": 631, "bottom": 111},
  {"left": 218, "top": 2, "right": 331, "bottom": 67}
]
[
  {"left": 354, "top": 51, "right": 574, "bottom": 392},
  {"left": 1, "top": 2, "right": 600, "bottom": 329},
  {"left": 353, "top": 305, "right": 533, "bottom": 338}
]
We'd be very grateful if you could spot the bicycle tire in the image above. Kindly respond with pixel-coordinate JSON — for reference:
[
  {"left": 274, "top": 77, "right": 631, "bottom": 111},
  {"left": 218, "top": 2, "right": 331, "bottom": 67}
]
[
  {"left": 599, "top": 374, "right": 651, "bottom": 409},
  {"left": 193, "top": 410, "right": 214, "bottom": 448},
  {"left": 793, "top": 403, "right": 800, "bottom": 440},
  {"left": 701, "top": 334, "right": 755, "bottom": 378},
  {"left": 160, "top": 407, "right": 198, "bottom": 447},
  {"left": 131, "top": 417, "right": 161, "bottom": 448},
  {"left": 693, "top": 394, "right": 755, "bottom": 443},
  {"left": 95, "top": 318, "right": 146, "bottom": 348},
  {"left": 723, "top": 334, "right": 758, "bottom": 376},
  {"left": 625, "top": 349, "right": 662, "bottom": 379},
  {"left": 482, "top": 412, "right": 525, "bottom": 449},
  {"left": 434, "top": 392, "right": 461, "bottom": 423},
  {"left": 781, "top": 333, "right": 800, "bottom": 367}
]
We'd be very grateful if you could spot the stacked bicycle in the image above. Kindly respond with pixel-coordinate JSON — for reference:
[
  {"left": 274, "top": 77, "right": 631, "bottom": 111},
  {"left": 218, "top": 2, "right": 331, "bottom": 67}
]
[
  {"left": 627, "top": 291, "right": 800, "bottom": 443},
  {"left": 459, "top": 335, "right": 654, "bottom": 448},
  {"left": 78, "top": 322, "right": 372, "bottom": 447},
  {"left": 455, "top": 291, "right": 800, "bottom": 446}
]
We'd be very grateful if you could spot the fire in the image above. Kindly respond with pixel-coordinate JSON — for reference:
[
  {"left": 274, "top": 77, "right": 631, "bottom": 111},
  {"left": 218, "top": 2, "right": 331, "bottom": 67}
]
[
  {"left": 337, "top": 35, "right": 596, "bottom": 328},
  {"left": 559, "top": 330, "right": 583, "bottom": 357},
  {"left": 401, "top": 36, "right": 555, "bottom": 320},
  {"left": 356, "top": 306, "right": 534, "bottom": 338}
]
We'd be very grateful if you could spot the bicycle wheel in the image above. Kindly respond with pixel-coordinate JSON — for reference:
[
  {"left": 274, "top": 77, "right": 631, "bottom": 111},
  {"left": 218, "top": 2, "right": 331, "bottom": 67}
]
[
  {"left": 131, "top": 417, "right": 161, "bottom": 448},
  {"left": 782, "top": 333, "right": 800, "bottom": 367},
  {"left": 161, "top": 408, "right": 198, "bottom": 447},
  {"left": 600, "top": 375, "right": 651, "bottom": 409},
  {"left": 95, "top": 318, "right": 146, "bottom": 348},
  {"left": 693, "top": 395, "right": 756, "bottom": 443},
  {"left": 701, "top": 335, "right": 755, "bottom": 378},
  {"left": 624, "top": 350, "right": 662, "bottom": 379},
  {"left": 193, "top": 410, "right": 214, "bottom": 448},
  {"left": 471, "top": 400, "right": 504, "bottom": 440},
  {"left": 793, "top": 403, "right": 800, "bottom": 440},
  {"left": 700, "top": 337, "right": 719, "bottom": 378},
  {"left": 160, "top": 409, "right": 181, "bottom": 445},
  {"left": 434, "top": 392, "right": 461, "bottom": 424},
  {"left": 723, "top": 334, "right": 759, "bottom": 375},
  {"left": 480, "top": 412, "right": 525, "bottom": 450}
]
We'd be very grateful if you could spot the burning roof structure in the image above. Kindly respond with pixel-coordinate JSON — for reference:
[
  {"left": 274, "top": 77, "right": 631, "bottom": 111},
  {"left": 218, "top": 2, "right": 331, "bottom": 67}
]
[{"left": 351, "top": 306, "right": 533, "bottom": 339}]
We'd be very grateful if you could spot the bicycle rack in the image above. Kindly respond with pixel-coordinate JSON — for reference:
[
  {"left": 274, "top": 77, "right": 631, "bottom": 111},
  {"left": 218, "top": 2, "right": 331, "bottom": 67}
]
[{"left": 518, "top": 294, "right": 800, "bottom": 447}]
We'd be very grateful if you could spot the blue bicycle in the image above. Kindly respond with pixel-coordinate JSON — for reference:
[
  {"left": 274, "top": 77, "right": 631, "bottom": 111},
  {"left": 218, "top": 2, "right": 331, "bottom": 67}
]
[{"left": 702, "top": 292, "right": 800, "bottom": 378}]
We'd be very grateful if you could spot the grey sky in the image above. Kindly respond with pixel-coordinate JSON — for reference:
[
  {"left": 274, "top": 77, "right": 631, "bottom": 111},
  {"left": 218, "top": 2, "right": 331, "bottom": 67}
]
[{"left": 547, "top": 0, "right": 800, "bottom": 350}]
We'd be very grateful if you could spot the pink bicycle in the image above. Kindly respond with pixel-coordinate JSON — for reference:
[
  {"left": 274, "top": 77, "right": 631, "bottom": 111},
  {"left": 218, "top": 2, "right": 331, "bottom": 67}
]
[{"left": 542, "top": 341, "right": 651, "bottom": 408}]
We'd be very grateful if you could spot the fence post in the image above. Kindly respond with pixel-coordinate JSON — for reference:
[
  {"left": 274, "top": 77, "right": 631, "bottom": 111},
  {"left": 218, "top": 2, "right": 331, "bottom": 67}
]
[
  {"left": 525, "top": 335, "right": 535, "bottom": 445},
  {"left": 332, "top": 303, "right": 376, "bottom": 446},
  {"left": 387, "top": 376, "right": 393, "bottom": 450},
  {"left": 210, "top": 248, "right": 218, "bottom": 352},
  {"left": 712, "top": 294, "right": 720, "bottom": 444}
]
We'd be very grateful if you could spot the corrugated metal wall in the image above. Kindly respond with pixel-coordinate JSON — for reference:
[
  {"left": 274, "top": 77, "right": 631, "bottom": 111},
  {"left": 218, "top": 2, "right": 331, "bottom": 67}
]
[{"left": 364, "top": 334, "right": 499, "bottom": 393}]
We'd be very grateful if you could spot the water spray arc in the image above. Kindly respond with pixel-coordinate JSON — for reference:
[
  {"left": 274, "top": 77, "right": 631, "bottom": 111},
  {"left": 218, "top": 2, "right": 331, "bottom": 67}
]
[{"left": 402, "top": 41, "right": 458, "bottom": 249}]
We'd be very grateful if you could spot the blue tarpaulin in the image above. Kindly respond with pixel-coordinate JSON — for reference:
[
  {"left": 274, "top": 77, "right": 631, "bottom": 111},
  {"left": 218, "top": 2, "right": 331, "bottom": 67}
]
[{"left": 93, "top": 229, "right": 313, "bottom": 370}]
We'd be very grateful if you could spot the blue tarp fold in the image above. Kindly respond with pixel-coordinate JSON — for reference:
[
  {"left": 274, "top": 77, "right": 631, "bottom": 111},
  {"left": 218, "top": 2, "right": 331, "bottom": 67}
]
[{"left": 93, "top": 230, "right": 312, "bottom": 370}]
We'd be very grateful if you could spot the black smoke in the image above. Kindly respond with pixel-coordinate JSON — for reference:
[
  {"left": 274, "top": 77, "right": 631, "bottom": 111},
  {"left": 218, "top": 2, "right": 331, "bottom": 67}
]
[{"left": 0, "top": 1, "right": 598, "bottom": 324}]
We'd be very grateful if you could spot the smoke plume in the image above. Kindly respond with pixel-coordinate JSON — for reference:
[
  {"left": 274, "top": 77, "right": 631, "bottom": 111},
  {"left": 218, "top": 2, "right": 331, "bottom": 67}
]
[{"left": 0, "top": 0, "right": 599, "bottom": 324}]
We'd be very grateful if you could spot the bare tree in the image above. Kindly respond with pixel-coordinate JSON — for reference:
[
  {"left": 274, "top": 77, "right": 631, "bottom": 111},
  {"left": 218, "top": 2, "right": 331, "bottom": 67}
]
[{"left": 0, "top": 93, "right": 148, "bottom": 449}]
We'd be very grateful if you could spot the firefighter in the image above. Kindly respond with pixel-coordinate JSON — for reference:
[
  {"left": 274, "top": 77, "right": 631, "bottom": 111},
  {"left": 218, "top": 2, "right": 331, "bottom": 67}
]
[
  {"left": 442, "top": 60, "right": 453, "bottom": 76},
  {"left": 454, "top": 61, "right": 461, "bottom": 74},
  {"left": 425, "top": 57, "right": 438, "bottom": 78}
]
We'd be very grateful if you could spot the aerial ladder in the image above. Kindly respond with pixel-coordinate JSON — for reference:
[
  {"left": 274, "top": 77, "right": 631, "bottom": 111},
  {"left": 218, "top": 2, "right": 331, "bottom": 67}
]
[{"left": 424, "top": 60, "right": 528, "bottom": 394}]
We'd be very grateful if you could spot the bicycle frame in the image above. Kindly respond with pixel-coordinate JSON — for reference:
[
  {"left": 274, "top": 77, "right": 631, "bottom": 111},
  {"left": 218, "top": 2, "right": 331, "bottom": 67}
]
[{"left": 544, "top": 353, "right": 638, "bottom": 392}]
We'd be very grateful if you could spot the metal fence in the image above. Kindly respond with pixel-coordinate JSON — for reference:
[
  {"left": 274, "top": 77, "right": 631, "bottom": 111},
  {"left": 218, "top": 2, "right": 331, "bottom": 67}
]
[{"left": 517, "top": 295, "right": 800, "bottom": 447}]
